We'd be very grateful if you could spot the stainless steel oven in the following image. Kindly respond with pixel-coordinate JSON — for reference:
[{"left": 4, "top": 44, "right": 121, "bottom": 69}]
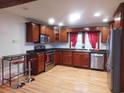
[
  {"left": 34, "top": 45, "right": 55, "bottom": 71},
  {"left": 45, "top": 50, "right": 54, "bottom": 71}
]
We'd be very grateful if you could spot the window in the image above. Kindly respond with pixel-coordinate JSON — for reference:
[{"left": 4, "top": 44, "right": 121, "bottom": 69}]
[{"left": 70, "top": 32, "right": 100, "bottom": 49}]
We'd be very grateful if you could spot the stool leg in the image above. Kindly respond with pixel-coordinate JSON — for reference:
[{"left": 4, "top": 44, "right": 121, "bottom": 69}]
[
  {"left": 26, "top": 60, "right": 35, "bottom": 83},
  {"left": 2, "top": 59, "right": 4, "bottom": 85},
  {"left": 12, "top": 63, "right": 25, "bottom": 89}
]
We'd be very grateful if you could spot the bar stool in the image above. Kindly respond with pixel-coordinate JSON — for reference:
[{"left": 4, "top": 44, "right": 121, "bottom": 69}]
[
  {"left": 11, "top": 59, "right": 25, "bottom": 89},
  {"left": 26, "top": 59, "right": 35, "bottom": 83}
]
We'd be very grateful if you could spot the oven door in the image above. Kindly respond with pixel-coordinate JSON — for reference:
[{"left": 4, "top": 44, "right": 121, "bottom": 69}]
[{"left": 45, "top": 52, "right": 54, "bottom": 71}]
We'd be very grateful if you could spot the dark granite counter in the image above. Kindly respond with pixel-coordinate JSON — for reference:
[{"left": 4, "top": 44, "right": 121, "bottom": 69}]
[
  {"left": 27, "top": 48, "right": 107, "bottom": 54},
  {"left": 52, "top": 48, "right": 107, "bottom": 54},
  {"left": 2, "top": 54, "right": 26, "bottom": 61}
]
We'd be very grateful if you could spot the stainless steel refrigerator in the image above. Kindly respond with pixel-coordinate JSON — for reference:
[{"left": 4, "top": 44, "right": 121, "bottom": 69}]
[{"left": 107, "top": 29, "right": 122, "bottom": 93}]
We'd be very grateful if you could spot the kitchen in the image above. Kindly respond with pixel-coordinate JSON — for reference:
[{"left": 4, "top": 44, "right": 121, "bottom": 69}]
[{"left": 0, "top": 0, "right": 124, "bottom": 93}]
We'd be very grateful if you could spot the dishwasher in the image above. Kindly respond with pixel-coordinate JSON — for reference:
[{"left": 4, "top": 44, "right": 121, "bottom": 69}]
[{"left": 90, "top": 53, "right": 104, "bottom": 70}]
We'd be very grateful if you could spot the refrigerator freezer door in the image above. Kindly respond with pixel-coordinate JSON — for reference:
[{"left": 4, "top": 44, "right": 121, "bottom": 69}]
[{"left": 107, "top": 29, "right": 121, "bottom": 93}]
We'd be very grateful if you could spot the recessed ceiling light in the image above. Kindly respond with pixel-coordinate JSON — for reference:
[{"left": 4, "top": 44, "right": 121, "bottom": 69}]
[
  {"left": 114, "top": 17, "right": 121, "bottom": 21},
  {"left": 48, "top": 18, "right": 55, "bottom": 25},
  {"left": 94, "top": 12, "right": 101, "bottom": 17},
  {"left": 58, "top": 22, "right": 64, "bottom": 26},
  {"left": 69, "top": 13, "right": 81, "bottom": 23},
  {"left": 102, "top": 18, "right": 108, "bottom": 23}
]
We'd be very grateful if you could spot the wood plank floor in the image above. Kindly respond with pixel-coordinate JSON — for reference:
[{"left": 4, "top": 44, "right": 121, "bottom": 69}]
[{"left": 0, "top": 65, "right": 111, "bottom": 93}]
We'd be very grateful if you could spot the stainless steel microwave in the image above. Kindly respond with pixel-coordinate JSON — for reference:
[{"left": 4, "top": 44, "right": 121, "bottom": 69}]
[{"left": 40, "top": 34, "right": 49, "bottom": 43}]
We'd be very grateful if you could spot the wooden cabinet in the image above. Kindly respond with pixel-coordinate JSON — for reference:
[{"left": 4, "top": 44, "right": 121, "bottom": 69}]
[
  {"left": 46, "top": 27, "right": 54, "bottom": 42},
  {"left": 27, "top": 53, "right": 45, "bottom": 75},
  {"left": 72, "top": 52, "right": 81, "bottom": 67},
  {"left": 26, "top": 22, "right": 40, "bottom": 43},
  {"left": 80, "top": 52, "right": 90, "bottom": 68},
  {"left": 40, "top": 26, "right": 47, "bottom": 35},
  {"left": 40, "top": 26, "right": 55, "bottom": 42},
  {"left": 53, "top": 28, "right": 59, "bottom": 42},
  {"left": 72, "top": 52, "right": 90, "bottom": 68},
  {"left": 54, "top": 51, "right": 90, "bottom": 68},
  {"left": 99, "top": 27, "right": 109, "bottom": 43},
  {"left": 59, "top": 29, "right": 68, "bottom": 42},
  {"left": 54, "top": 51, "right": 62, "bottom": 65},
  {"left": 62, "top": 51, "right": 72, "bottom": 66},
  {"left": 37, "top": 53, "right": 45, "bottom": 73}
]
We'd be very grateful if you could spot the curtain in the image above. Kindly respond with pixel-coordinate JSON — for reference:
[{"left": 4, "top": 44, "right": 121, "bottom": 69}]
[
  {"left": 71, "top": 33, "right": 78, "bottom": 47},
  {"left": 88, "top": 32, "right": 99, "bottom": 49}
]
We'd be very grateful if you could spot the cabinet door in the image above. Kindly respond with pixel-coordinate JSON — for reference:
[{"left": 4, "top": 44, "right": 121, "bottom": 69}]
[
  {"left": 72, "top": 52, "right": 81, "bottom": 67},
  {"left": 80, "top": 53, "right": 90, "bottom": 68},
  {"left": 62, "top": 51, "right": 72, "bottom": 66},
  {"left": 37, "top": 53, "right": 45, "bottom": 73},
  {"left": 40, "top": 26, "right": 47, "bottom": 35},
  {"left": 33, "top": 23, "right": 40, "bottom": 42},
  {"left": 100, "top": 27, "right": 109, "bottom": 43},
  {"left": 26, "top": 22, "right": 40, "bottom": 42},
  {"left": 54, "top": 51, "right": 62, "bottom": 65},
  {"left": 46, "top": 27, "right": 54, "bottom": 42},
  {"left": 59, "top": 29, "right": 68, "bottom": 42}
]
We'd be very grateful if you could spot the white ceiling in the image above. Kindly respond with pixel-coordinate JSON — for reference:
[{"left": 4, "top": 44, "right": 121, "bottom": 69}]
[{"left": 0, "top": 0, "right": 124, "bottom": 26}]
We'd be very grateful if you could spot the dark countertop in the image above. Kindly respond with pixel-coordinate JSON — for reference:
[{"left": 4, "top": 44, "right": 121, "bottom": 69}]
[
  {"left": 2, "top": 54, "right": 26, "bottom": 61},
  {"left": 27, "top": 48, "right": 107, "bottom": 54},
  {"left": 53, "top": 48, "right": 107, "bottom": 54}
]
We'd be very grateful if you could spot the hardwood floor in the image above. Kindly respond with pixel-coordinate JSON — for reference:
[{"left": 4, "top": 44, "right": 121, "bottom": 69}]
[{"left": 0, "top": 65, "right": 111, "bottom": 93}]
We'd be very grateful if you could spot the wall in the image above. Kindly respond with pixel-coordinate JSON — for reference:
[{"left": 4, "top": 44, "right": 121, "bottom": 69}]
[{"left": 0, "top": 11, "right": 33, "bottom": 57}]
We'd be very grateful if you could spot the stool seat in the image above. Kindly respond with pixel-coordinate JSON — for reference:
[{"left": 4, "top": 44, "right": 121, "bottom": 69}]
[{"left": 11, "top": 61, "right": 25, "bottom": 64}]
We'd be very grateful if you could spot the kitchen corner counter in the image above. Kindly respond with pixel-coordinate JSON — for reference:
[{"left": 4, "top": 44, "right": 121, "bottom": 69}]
[{"left": 52, "top": 48, "right": 107, "bottom": 54}]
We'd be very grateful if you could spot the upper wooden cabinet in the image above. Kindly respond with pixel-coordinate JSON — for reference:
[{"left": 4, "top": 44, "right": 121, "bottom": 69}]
[
  {"left": 59, "top": 28, "right": 68, "bottom": 42},
  {"left": 72, "top": 52, "right": 90, "bottom": 68},
  {"left": 26, "top": 22, "right": 40, "bottom": 43},
  {"left": 40, "top": 26, "right": 55, "bottom": 42},
  {"left": 99, "top": 27, "right": 109, "bottom": 43},
  {"left": 40, "top": 26, "right": 47, "bottom": 35},
  {"left": 46, "top": 27, "right": 54, "bottom": 42}
]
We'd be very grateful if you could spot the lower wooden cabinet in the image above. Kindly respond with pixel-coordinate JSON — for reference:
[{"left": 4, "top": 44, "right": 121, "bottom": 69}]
[
  {"left": 37, "top": 53, "right": 45, "bottom": 73},
  {"left": 72, "top": 52, "right": 81, "bottom": 67},
  {"left": 72, "top": 52, "right": 90, "bottom": 68},
  {"left": 62, "top": 51, "right": 72, "bottom": 66},
  {"left": 80, "top": 52, "right": 90, "bottom": 68},
  {"left": 27, "top": 53, "right": 45, "bottom": 75},
  {"left": 54, "top": 51, "right": 90, "bottom": 68},
  {"left": 54, "top": 51, "right": 62, "bottom": 65}
]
